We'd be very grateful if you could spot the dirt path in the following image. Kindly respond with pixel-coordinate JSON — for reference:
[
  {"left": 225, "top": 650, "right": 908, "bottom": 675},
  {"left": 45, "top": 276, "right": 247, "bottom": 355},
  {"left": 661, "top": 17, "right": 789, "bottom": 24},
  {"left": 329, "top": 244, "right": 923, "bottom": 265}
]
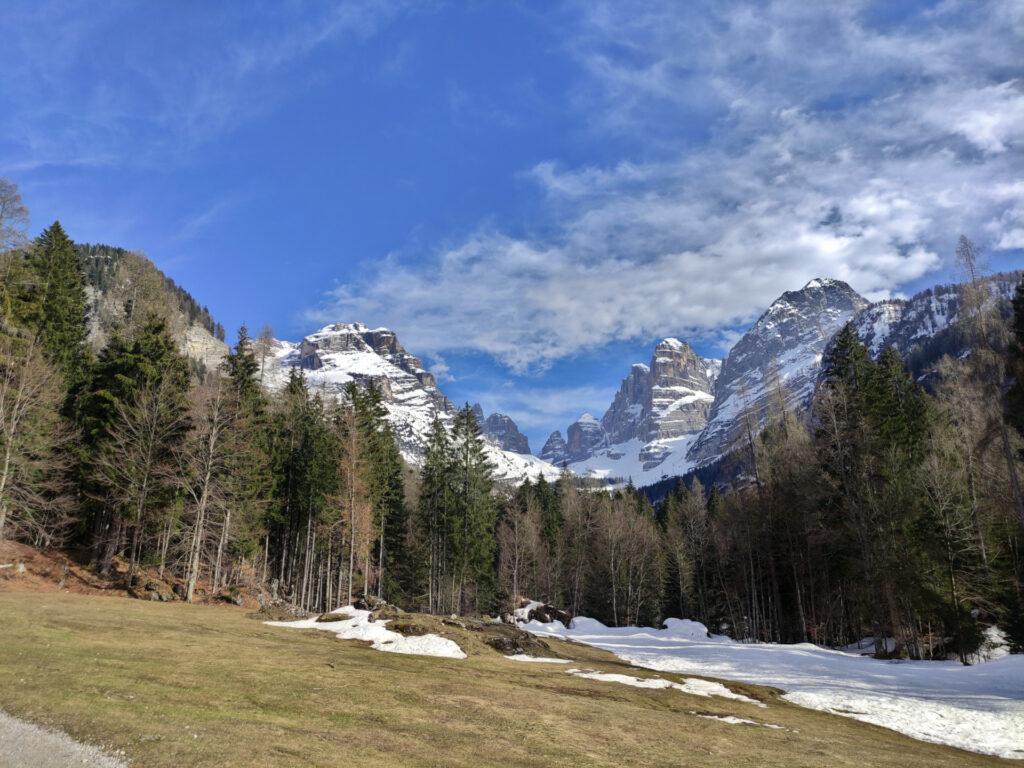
[{"left": 0, "top": 711, "right": 127, "bottom": 768}]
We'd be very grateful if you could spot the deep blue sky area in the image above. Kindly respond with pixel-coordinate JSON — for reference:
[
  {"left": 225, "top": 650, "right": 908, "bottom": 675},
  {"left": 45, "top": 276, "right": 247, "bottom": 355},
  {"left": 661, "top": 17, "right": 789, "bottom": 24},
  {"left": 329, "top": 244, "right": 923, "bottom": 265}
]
[{"left": 2, "top": 1, "right": 1022, "bottom": 451}]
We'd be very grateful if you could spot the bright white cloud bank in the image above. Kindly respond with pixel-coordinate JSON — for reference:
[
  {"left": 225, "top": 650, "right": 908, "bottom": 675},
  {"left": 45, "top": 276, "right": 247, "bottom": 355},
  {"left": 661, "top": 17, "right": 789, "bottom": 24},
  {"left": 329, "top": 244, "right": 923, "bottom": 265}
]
[
  {"left": 523, "top": 616, "right": 1024, "bottom": 759},
  {"left": 320, "top": 0, "right": 1024, "bottom": 371}
]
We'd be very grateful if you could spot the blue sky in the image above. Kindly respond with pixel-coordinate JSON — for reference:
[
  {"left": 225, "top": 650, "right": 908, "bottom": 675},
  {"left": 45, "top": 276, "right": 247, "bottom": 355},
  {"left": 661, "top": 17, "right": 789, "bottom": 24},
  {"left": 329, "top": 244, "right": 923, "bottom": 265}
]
[{"left": 2, "top": 1, "right": 1023, "bottom": 452}]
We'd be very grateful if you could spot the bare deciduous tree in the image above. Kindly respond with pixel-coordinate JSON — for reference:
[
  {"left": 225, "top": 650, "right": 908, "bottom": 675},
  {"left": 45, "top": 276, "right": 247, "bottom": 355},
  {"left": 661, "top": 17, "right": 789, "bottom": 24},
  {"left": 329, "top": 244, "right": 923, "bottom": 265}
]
[
  {"left": 0, "top": 178, "right": 29, "bottom": 253},
  {"left": 0, "top": 336, "right": 71, "bottom": 542},
  {"left": 91, "top": 379, "right": 187, "bottom": 580}
]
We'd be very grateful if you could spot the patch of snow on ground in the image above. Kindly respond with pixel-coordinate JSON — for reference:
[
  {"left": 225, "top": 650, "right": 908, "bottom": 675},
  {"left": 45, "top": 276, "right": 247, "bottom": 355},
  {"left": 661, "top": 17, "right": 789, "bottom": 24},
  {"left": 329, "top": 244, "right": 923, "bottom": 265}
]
[
  {"left": 838, "top": 636, "right": 896, "bottom": 656},
  {"left": 694, "top": 714, "right": 760, "bottom": 726},
  {"left": 267, "top": 606, "right": 466, "bottom": 659},
  {"left": 974, "top": 626, "right": 1011, "bottom": 663},
  {"left": 504, "top": 655, "right": 570, "bottom": 663},
  {"left": 524, "top": 616, "right": 1024, "bottom": 759},
  {"left": 565, "top": 668, "right": 763, "bottom": 706}
]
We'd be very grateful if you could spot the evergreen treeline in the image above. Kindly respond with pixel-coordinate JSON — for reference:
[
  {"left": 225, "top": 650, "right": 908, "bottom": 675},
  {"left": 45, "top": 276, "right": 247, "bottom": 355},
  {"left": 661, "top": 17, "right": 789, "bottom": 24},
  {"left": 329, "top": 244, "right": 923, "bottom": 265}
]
[{"left": 1, "top": 184, "right": 1022, "bottom": 663}]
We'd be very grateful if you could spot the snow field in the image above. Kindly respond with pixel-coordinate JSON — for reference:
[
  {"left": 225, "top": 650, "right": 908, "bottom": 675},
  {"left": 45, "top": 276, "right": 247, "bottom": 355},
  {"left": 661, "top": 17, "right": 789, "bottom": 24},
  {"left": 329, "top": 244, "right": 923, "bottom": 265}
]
[
  {"left": 266, "top": 606, "right": 466, "bottom": 659},
  {"left": 522, "top": 615, "right": 1024, "bottom": 758}
]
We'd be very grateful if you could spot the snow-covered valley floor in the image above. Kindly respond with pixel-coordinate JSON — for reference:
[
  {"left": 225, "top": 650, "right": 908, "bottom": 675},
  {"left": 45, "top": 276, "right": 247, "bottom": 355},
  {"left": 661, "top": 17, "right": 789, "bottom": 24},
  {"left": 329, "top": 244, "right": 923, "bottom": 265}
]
[{"left": 522, "top": 616, "right": 1024, "bottom": 759}]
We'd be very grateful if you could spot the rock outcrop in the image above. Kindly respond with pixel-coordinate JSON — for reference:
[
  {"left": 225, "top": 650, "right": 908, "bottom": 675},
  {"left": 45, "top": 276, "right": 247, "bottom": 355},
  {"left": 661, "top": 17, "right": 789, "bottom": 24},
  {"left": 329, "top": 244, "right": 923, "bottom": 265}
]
[
  {"left": 565, "top": 414, "right": 607, "bottom": 462},
  {"left": 482, "top": 412, "right": 531, "bottom": 455},
  {"left": 686, "top": 278, "right": 868, "bottom": 466},
  {"left": 547, "top": 338, "right": 719, "bottom": 482},
  {"left": 602, "top": 338, "right": 718, "bottom": 445},
  {"left": 539, "top": 431, "right": 569, "bottom": 465}
]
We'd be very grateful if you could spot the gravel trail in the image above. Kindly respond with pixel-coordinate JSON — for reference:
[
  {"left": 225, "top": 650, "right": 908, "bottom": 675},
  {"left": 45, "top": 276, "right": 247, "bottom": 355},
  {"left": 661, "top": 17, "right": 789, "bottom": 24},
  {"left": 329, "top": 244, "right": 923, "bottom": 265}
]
[{"left": 0, "top": 711, "right": 127, "bottom": 767}]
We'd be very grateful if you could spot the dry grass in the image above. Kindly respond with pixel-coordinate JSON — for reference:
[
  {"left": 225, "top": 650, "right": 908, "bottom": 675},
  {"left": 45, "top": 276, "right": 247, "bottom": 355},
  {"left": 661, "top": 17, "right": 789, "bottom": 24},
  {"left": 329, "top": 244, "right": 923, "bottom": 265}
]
[{"left": 0, "top": 591, "right": 1012, "bottom": 767}]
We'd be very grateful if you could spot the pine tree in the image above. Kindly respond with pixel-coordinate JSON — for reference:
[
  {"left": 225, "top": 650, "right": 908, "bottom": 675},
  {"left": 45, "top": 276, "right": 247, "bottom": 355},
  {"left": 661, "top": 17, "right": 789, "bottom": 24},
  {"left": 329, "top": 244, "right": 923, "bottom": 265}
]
[
  {"left": 451, "top": 404, "right": 496, "bottom": 613},
  {"left": 1006, "top": 279, "right": 1024, "bottom": 444},
  {"left": 76, "top": 316, "right": 190, "bottom": 572},
  {"left": 218, "top": 326, "right": 272, "bottom": 588},
  {"left": 418, "top": 417, "right": 455, "bottom": 613},
  {"left": 31, "top": 222, "right": 90, "bottom": 391}
]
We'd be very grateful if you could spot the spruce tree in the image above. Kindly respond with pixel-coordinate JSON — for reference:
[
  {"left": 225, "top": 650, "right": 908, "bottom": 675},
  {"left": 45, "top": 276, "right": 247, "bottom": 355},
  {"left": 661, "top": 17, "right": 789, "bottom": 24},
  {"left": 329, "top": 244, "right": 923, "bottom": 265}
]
[
  {"left": 223, "top": 324, "right": 263, "bottom": 412},
  {"left": 77, "top": 316, "right": 190, "bottom": 573},
  {"left": 451, "top": 404, "right": 496, "bottom": 613},
  {"left": 418, "top": 417, "right": 456, "bottom": 613},
  {"left": 31, "top": 222, "right": 90, "bottom": 390},
  {"left": 1006, "top": 279, "right": 1024, "bottom": 443},
  {"left": 76, "top": 316, "right": 190, "bottom": 447},
  {"left": 220, "top": 326, "right": 273, "bottom": 582}
]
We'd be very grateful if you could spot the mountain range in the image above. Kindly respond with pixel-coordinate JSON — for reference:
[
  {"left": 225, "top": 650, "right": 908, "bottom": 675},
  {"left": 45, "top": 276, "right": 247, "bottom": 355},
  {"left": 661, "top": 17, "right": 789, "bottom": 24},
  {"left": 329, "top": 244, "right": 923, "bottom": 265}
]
[
  {"left": 78, "top": 242, "right": 1021, "bottom": 488},
  {"left": 540, "top": 273, "right": 1021, "bottom": 487}
]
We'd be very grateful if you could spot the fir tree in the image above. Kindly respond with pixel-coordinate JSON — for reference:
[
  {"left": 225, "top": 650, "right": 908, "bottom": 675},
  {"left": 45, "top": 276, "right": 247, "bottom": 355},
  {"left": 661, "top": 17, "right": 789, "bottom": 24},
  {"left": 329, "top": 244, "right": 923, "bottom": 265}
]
[
  {"left": 451, "top": 404, "right": 496, "bottom": 613},
  {"left": 31, "top": 222, "right": 90, "bottom": 391},
  {"left": 418, "top": 417, "right": 456, "bottom": 613},
  {"left": 75, "top": 316, "right": 190, "bottom": 571},
  {"left": 223, "top": 325, "right": 263, "bottom": 412},
  {"left": 76, "top": 316, "right": 190, "bottom": 447},
  {"left": 1006, "top": 279, "right": 1024, "bottom": 444}
]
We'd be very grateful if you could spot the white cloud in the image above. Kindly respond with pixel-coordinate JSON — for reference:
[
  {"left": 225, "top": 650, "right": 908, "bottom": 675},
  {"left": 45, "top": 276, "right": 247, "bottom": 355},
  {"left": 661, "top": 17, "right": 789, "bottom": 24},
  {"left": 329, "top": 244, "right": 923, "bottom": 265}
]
[{"left": 313, "top": 0, "right": 1024, "bottom": 372}]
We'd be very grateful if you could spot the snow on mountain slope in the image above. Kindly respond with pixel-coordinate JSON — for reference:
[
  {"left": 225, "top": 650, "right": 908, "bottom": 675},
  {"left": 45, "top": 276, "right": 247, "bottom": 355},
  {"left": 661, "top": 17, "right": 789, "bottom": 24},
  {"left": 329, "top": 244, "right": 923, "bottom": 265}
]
[
  {"left": 264, "top": 323, "right": 560, "bottom": 483},
  {"left": 551, "top": 339, "right": 719, "bottom": 483},
  {"left": 567, "top": 434, "right": 703, "bottom": 487},
  {"left": 686, "top": 278, "right": 868, "bottom": 467},
  {"left": 852, "top": 272, "right": 1021, "bottom": 357}
]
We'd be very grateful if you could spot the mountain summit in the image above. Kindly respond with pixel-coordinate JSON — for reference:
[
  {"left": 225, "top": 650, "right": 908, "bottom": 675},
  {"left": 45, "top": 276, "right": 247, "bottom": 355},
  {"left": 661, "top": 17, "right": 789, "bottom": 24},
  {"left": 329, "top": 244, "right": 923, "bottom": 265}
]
[
  {"left": 686, "top": 278, "right": 868, "bottom": 465},
  {"left": 265, "top": 323, "right": 558, "bottom": 483},
  {"left": 546, "top": 338, "right": 720, "bottom": 482}
]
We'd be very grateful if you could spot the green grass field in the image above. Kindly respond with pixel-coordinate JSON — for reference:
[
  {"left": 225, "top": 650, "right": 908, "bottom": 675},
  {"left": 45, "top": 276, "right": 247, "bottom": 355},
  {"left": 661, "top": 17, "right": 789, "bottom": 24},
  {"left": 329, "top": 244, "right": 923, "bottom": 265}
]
[{"left": 0, "top": 591, "right": 1012, "bottom": 767}]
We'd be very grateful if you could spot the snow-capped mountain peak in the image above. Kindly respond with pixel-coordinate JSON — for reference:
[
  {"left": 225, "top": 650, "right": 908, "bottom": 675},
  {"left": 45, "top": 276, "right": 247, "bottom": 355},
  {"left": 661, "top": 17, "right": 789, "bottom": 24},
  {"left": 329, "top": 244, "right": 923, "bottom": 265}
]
[
  {"left": 550, "top": 337, "right": 721, "bottom": 484},
  {"left": 685, "top": 278, "right": 868, "bottom": 466},
  {"left": 265, "top": 323, "right": 559, "bottom": 483}
]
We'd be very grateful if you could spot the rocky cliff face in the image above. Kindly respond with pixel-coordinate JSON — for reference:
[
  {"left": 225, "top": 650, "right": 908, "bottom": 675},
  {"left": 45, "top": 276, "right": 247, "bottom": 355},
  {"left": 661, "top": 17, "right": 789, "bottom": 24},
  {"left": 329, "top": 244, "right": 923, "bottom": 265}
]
[
  {"left": 608, "top": 338, "right": 719, "bottom": 443},
  {"left": 78, "top": 243, "right": 228, "bottom": 372},
  {"left": 686, "top": 278, "right": 868, "bottom": 466},
  {"left": 852, "top": 272, "right": 1021, "bottom": 359},
  {"left": 266, "top": 323, "right": 558, "bottom": 483},
  {"left": 470, "top": 403, "right": 531, "bottom": 454},
  {"left": 482, "top": 413, "right": 531, "bottom": 454},
  {"left": 548, "top": 339, "right": 719, "bottom": 484},
  {"left": 600, "top": 364, "right": 651, "bottom": 446},
  {"left": 565, "top": 414, "right": 607, "bottom": 463},
  {"left": 539, "top": 431, "right": 569, "bottom": 465}
]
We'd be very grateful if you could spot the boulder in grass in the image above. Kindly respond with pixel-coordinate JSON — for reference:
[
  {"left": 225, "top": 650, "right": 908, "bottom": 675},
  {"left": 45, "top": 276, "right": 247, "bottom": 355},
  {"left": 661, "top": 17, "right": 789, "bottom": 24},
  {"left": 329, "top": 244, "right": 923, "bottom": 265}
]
[
  {"left": 129, "top": 578, "right": 176, "bottom": 602},
  {"left": 480, "top": 624, "right": 552, "bottom": 656},
  {"left": 217, "top": 588, "right": 244, "bottom": 606},
  {"left": 369, "top": 604, "right": 405, "bottom": 622},
  {"left": 527, "top": 604, "right": 572, "bottom": 625},
  {"left": 353, "top": 594, "right": 385, "bottom": 611},
  {"left": 388, "top": 619, "right": 433, "bottom": 637}
]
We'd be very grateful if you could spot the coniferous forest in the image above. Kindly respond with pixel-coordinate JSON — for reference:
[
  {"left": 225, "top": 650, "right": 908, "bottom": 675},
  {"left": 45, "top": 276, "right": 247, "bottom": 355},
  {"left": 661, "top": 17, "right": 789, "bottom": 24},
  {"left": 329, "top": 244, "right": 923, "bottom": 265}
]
[{"left": 2, "top": 178, "right": 1023, "bottom": 663}]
